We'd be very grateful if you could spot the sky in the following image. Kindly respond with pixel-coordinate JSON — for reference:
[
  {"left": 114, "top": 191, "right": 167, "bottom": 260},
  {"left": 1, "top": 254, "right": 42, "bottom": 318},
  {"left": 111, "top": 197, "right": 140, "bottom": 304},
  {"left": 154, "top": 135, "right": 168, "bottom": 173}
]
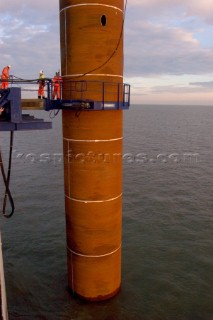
[{"left": 1, "top": 0, "right": 213, "bottom": 105}]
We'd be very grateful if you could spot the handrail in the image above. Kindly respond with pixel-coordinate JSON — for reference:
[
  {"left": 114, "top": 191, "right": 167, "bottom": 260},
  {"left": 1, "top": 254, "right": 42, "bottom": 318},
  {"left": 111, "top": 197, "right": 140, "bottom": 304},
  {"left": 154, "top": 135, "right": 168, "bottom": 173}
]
[
  {"left": 0, "top": 79, "right": 130, "bottom": 110},
  {"left": 60, "top": 80, "right": 130, "bottom": 109}
]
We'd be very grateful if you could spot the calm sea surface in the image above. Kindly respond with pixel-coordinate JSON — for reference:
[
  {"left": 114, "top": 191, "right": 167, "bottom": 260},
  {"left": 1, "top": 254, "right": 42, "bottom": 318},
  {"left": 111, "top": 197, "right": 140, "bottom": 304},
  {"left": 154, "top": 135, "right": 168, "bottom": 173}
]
[{"left": 0, "top": 105, "right": 213, "bottom": 319}]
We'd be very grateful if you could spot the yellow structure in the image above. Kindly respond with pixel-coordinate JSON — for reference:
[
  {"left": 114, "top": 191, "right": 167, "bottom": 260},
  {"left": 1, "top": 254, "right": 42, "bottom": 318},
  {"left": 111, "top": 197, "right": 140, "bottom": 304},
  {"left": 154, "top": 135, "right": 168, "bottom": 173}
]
[
  {"left": 21, "top": 99, "right": 44, "bottom": 110},
  {"left": 60, "top": 0, "right": 125, "bottom": 300}
]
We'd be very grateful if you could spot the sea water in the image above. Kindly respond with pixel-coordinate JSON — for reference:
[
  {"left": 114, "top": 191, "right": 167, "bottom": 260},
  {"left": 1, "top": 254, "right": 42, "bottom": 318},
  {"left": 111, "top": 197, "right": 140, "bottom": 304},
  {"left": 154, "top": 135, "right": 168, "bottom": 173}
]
[{"left": 0, "top": 105, "right": 212, "bottom": 319}]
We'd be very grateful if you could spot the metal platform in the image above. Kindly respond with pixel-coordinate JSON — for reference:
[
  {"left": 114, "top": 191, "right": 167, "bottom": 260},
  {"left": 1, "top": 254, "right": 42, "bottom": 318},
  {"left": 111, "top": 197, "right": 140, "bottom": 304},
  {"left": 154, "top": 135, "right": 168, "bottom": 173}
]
[
  {"left": 0, "top": 88, "right": 51, "bottom": 131},
  {"left": 0, "top": 116, "right": 51, "bottom": 131},
  {"left": 44, "top": 79, "right": 130, "bottom": 111},
  {"left": 44, "top": 98, "right": 130, "bottom": 111}
]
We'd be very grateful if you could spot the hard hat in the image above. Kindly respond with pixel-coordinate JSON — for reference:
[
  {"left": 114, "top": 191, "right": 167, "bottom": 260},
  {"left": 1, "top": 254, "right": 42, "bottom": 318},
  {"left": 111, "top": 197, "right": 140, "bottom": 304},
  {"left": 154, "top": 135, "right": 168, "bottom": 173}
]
[
  {"left": 8, "top": 65, "right": 11, "bottom": 68},
  {"left": 39, "top": 70, "right": 43, "bottom": 74}
]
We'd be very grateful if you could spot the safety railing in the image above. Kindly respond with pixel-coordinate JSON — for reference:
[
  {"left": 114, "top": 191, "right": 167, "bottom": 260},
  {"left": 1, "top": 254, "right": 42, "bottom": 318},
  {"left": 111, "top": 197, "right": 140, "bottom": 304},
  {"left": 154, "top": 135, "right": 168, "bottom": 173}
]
[
  {"left": 0, "top": 78, "right": 130, "bottom": 110},
  {"left": 46, "top": 79, "right": 130, "bottom": 110},
  {"left": 0, "top": 77, "right": 52, "bottom": 100}
]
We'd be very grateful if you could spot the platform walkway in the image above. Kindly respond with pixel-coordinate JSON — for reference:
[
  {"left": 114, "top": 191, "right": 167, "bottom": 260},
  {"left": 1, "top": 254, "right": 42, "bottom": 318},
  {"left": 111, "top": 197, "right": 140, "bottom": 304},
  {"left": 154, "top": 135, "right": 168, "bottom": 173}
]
[{"left": 21, "top": 99, "right": 44, "bottom": 110}]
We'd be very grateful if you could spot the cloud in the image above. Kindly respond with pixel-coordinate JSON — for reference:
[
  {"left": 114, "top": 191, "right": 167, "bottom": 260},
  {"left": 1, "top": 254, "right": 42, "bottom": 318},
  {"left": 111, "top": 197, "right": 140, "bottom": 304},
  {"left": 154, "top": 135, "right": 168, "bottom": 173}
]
[
  {"left": 129, "top": 79, "right": 213, "bottom": 105},
  {"left": 189, "top": 81, "right": 213, "bottom": 89},
  {"left": 124, "top": 1, "right": 213, "bottom": 77},
  {"left": 1, "top": 0, "right": 213, "bottom": 78},
  {"left": 124, "top": 20, "right": 213, "bottom": 76},
  {"left": 185, "top": 0, "right": 213, "bottom": 25},
  {"left": 0, "top": 0, "right": 60, "bottom": 78},
  {"left": 128, "top": 0, "right": 213, "bottom": 24}
]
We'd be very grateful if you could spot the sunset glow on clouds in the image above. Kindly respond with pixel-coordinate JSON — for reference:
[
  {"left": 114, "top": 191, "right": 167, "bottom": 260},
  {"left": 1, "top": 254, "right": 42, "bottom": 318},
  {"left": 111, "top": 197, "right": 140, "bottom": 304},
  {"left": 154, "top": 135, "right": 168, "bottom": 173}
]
[{"left": 1, "top": 0, "right": 213, "bottom": 105}]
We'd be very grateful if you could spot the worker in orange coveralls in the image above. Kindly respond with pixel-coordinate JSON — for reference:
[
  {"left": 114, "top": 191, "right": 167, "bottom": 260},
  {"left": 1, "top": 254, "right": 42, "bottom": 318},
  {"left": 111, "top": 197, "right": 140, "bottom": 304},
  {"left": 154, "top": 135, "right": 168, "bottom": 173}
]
[
  {"left": 1, "top": 65, "right": 11, "bottom": 89},
  {"left": 38, "top": 70, "right": 45, "bottom": 99},
  {"left": 52, "top": 72, "right": 62, "bottom": 100}
]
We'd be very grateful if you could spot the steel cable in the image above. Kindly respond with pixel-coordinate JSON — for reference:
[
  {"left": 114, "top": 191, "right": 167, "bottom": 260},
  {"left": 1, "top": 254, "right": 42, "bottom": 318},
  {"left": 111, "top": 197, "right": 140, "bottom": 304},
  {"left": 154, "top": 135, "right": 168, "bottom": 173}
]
[{"left": 0, "top": 131, "right": 15, "bottom": 218}]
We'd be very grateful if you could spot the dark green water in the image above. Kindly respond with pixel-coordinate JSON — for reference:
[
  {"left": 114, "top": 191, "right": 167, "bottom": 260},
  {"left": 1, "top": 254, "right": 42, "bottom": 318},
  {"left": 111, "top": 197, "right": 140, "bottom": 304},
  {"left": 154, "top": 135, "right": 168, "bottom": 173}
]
[{"left": 0, "top": 105, "right": 213, "bottom": 319}]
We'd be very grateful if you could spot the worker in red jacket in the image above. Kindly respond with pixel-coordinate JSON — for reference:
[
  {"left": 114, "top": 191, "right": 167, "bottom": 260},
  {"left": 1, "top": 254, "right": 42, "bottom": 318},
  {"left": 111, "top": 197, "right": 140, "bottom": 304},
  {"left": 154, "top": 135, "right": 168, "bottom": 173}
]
[
  {"left": 1, "top": 65, "right": 11, "bottom": 89},
  {"left": 38, "top": 70, "right": 45, "bottom": 99},
  {"left": 52, "top": 72, "right": 62, "bottom": 100}
]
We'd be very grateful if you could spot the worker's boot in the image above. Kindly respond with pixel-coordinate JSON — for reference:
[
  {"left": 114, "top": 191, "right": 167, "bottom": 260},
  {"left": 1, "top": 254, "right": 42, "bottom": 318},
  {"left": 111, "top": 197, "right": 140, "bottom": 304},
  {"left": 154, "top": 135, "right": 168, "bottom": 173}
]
[{"left": 38, "top": 95, "right": 41, "bottom": 99}]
